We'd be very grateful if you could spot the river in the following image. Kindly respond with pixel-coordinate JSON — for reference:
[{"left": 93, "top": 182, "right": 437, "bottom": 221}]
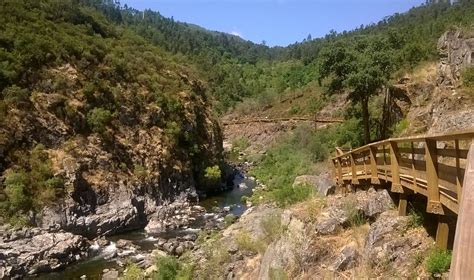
[{"left": 33, "top": 172, "right": 256, "bottom": 280}]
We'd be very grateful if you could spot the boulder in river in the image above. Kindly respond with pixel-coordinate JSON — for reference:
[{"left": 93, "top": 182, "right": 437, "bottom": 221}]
[{"left": 0, "top": 228, "right": 88, "bottom": 278}]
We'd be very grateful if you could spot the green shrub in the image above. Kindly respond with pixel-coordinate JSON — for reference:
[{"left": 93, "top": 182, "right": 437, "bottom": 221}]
[
  {"left": 153, "top": 255, "right": 194, "bottom": 280},
  {"left": 462, "top": 66, "right": 474, "bottom": 88},
  {"left": 269, "top": 267, "right": 288, "bottom": 280},
  {"left": 155, "top": 256, "right": 179, "bottom": 280},
  {"left": 343, "top": 197, "right": 366, "bottom": 227},
  {"left": 224, "top": 214, "right": 237, "bottom": 226},
  {"left": 426, "top": 249, "right": 452, "bottom": 275},
  {"left": 232, "top": 137, "right": 250, "bottom": 151},
  {"left": 87, "top": 107, "right": 112, "bottom": 133},
  {"left": 271, "top": 183, "right": 313, "bottom": 207},
  {"left": 2, "top": 85, "right": 29, "bottom": 106},
  {"left": 407, "top": 208, "right": 423, "bottom": 228},
  {"left": 203, "top": 165, "right": 221, "bottom": 187},
  {"left": 236, "top": 230, "right": 266, "bottom": 254},
  {"left": 133, "top": 164, "right": 148, "bottom": 179},
  {"left": 261, "top": 213, "right": 286, "bottom": 243},
  {"left": 121, "top": 263, "right": 145, "bottom": 280},
  {"left": 392, "top": 118, "right": 409, "bottom": 137},
  {"left": 3, "top": 171, "right": 32, "bottom": 214}
]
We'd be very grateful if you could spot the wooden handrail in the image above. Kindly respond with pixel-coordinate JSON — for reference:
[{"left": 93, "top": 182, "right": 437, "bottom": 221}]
[{"left": 332, "top": 129, "right": 474, "bottom": 251}]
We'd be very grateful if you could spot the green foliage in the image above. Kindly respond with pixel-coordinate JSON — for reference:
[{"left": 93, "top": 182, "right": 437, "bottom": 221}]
[
  {"left": 462, "top": 66, "right": 474, "bottom": 96},
  {"left": 224, "top": 214, "right": 237, "bottom": 226},
  {"left": 235, "top": 230, "right": 266, "bottom": 254},
  {"left": 153, "top": 255, "right": 194, "bottom": 280},
  {"left": 426, "top": 249, "right": 452, "bottom": 275},
  {"left": 407, "top": 208, "right": 424, "bottom": 228},
  {"left": 392, "top": 118, "right": 409, "bottom": 137},
  {"left": 343, "top": 197, "right": 366, "bottom": 227},
  {"left": 250, "top": 123, "right": 361, "bottom": 206},
  {"left": 269, "top": 267, "right": 289, "bottom": 280},
  {"left": 133, "top": 164, "right": 148, "bottom": 179},
  {"left": 0, "top": 144, "right": 63, "bottom": 223},
  {"left": 87, "top": 107, "right": 112, "bottom": 133},
  {"left": 121, "top": 263, "right": 145, "bottom": 280},
  {"left": 232, "top": 137, "right": 250, "bottom": 152},
  {"left": 261, "top": 213, "right": 286, "bottom": 243},
  {"left": 202, "top": 165, "right": 221, "bottom": 187}
]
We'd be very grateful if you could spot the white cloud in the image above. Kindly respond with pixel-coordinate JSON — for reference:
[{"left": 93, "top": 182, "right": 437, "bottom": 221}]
[{"left": 230, "top": 30, "right": 242, "bottom": 37}]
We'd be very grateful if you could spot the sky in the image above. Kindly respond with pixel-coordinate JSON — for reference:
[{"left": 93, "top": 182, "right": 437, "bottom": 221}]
[{"left": 122, "top": 0, "right": 427, "bottom": 47}]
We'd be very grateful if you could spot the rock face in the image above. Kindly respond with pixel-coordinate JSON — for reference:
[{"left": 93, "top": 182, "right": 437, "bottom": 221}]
[
  {"left": 315, "top": 188, "right": 393, "bottom": 235},
  {"left": 437, "top": 29, "right": 474, "bottom": 87},
  {"left": 293, "top": 172, "right": 335, "bottom": 196},
  {"left": 0, "top": 228, "right": 88, "bottom": 278},
  {"left": 364, "top": 211, "right": 432, "bottom": 277}
]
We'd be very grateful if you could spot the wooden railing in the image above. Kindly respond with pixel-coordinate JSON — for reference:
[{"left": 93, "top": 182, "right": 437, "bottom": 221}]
[{"left": 331, "top": 129, "right": 474, "bottom": 249}]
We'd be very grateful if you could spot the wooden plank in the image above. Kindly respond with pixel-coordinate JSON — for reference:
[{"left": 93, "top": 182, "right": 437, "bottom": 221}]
[
  {"left": 398, "top": 147, "right": 425, "bottom": 155},
  {"left": 437, "top": 148, "right": 469, "bottom": 159},
  {"left": 450, "top": 143, "right": 474, "bottom": 279},
  {"left": 426, "top": 139, "right": 444, "bottom": 215}
]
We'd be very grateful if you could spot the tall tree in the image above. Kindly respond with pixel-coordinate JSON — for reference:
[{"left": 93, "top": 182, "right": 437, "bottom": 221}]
[{"left": 319, "top": 37, "right": 393, "bottom": 144}]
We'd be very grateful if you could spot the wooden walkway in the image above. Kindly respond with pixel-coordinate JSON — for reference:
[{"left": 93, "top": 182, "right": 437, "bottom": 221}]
[
  {"left": 223, "top": 117, "right": 344, "bottom": 126},
  {"left": 331, "top": 129, "right": 474, "bottom": 251}
]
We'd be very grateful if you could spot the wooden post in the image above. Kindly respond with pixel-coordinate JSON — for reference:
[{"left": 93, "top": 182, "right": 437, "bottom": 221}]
[
  {"left": 350, "top": 153, "right": 359, "bottom": 185},
  {"left": 390, "top": 141, "right": 403, "bottom": 193},
  {"left": 337, "top": 158, "right": 343, "bottom": 184},
  {"left": 411, "top": 142, "right": 418, "bottom": 194},
  {"left": 450, "top": 143, "right": 474, "bottom": 279},
  {"left": 455, "top": 140, "right": 463, "bottom": 203},
  {"left": 425, "top": 139, "right": 444, "bottom": 214},
  {"left": 435, "top": 215, "right": 449, "bottom": 249},
  {"left": 398, "top": 193, "right": 408, "bottom": 216},
  {"left": 370, "top": 146, "right": 380, "bottom": 184}
]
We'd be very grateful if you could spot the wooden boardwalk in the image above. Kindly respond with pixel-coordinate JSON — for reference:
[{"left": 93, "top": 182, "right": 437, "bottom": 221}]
[
  {"left": 332, "top": 130, "right": 474, "bottom": 279},
  {"left": 223, "top": 117, "right": 344, "bottom": 126},
  {"left": 331, "top": 129, "right": 474, "bottom": 252}
]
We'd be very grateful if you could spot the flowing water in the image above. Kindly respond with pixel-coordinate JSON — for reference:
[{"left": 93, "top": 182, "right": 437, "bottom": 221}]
[{"left": 33, "top": 172, "right": 256, "bottom": 280}]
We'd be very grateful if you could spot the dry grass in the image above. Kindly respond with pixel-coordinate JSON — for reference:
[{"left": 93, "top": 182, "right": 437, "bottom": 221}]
[{"left": 291, "top": 196, "right": 327, "bottom": 223}]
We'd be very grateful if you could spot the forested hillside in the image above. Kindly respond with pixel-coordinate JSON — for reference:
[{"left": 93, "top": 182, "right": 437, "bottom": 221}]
[{"left": 79, "top": 0, "right": 474, "bottom": 114}]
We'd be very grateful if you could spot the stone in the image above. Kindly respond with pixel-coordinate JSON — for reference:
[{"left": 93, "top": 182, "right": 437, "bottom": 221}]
[
  {"left": 356, "top": 188, "right": 393, "bottom": 219},
  {"left": 102, "top": 269, "right": 119, "bottom": 280},
  {"left": 228, "top": 244, "right": 239, "bottom": 254},
  {"left": 315, "top": 208, "right": 348, "bottom": 235},
  {"left": 293, "top": 173, "right": 335, "bottom": 196},
  {"left": 0, "top": 230, "right": 88, "bottom": 278},
  {"left": 331, "top": 243, "right": 360, "bottom": 271}
]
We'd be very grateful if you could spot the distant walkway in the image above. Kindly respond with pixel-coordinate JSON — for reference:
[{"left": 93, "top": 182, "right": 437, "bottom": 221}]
[{"left": 223, "top": 117, "right": 344, "bottom": 126}]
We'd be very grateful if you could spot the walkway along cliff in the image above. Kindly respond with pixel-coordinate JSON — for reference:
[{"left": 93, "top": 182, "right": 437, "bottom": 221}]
[{"left": 331, "top": 129, "right": 474, "bottom": 278}]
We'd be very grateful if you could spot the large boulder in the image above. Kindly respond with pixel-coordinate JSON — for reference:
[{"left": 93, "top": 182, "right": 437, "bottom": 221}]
[
  {"left": 0, "top": 228, "right": 88, "bottom": 278},
  {"left": 293, "top": 172, "right": 335, "bottom": 196}
]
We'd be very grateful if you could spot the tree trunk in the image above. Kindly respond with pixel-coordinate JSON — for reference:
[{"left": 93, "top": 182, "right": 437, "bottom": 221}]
[{"left": 361, "top": 97, "right": 370, "bottom": 144}]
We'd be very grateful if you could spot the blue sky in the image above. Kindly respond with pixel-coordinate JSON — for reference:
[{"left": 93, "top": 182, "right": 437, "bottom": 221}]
[{"left": 122, "top": 0, "right": 426, "bottom": 47}]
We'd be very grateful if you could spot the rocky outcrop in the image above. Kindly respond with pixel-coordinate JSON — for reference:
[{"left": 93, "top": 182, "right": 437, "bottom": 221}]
[
  {"left": 364, "top": 211, "right": 432, "bottom": 277},
  {"left": 293, "top": 172, "right": 335, "bottom": 196},
  {"left": 0, "top": 227, "right": 88, "bottom": 278},
  {"left": 315, "top": 188, "right": 393, "bottom": 235},
  {"left": 437, "top": 29, "right": 474, "bottom": 87}
]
